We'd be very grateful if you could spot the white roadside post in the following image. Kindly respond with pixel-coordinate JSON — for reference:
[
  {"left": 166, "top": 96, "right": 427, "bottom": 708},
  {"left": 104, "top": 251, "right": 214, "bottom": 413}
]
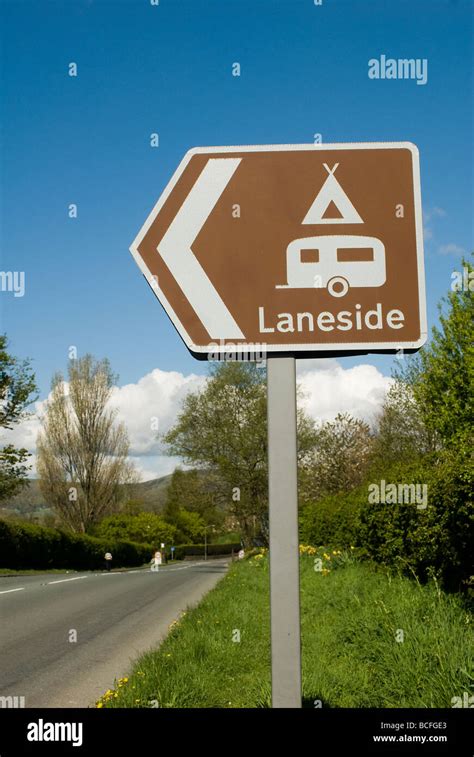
[{"left": 267, "top": 355, "right": 302, "bottom": 708}]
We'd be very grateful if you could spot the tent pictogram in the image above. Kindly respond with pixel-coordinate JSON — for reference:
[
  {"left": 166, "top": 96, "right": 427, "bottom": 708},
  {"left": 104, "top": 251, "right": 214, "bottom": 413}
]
[{"left": 302, "top": 163, "right": 364, "bottom": 225}]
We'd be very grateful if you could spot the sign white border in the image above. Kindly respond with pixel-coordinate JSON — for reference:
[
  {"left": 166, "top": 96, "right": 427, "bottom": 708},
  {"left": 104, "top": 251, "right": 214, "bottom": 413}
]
[{"left": 130, "top": 142, "right": 427, "bottom": 356}]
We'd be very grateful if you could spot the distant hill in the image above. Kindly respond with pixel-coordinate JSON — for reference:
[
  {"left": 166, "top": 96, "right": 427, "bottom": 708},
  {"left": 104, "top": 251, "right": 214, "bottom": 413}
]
[
  {"left": 132, "top": 474, "right": 173, "bottom": 511},
  {"left": 0, "top": 474, "right": 174, "bottom": 520}
]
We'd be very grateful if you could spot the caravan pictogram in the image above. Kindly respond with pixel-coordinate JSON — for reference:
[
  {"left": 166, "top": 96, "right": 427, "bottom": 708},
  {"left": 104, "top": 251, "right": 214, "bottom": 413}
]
[
  {"left": 278, "top": 163, "right": 386, "bottom": 297},
  {"left": 277, "top": 235, "right": 386, "bottom": 297}
]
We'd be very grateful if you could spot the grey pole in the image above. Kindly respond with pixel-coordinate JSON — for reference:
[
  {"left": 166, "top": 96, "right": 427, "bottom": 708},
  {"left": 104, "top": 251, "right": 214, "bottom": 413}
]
[{"left": 267, "top": 355, "right": 302, "bottom": 708}]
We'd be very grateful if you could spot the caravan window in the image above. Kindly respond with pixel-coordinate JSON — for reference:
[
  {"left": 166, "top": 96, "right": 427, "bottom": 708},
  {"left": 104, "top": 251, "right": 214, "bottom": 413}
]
[
  {"left": 300, "top": 248, "right": 320, "bottom": 263},
  {"left": 337, "top": 247, "right": 374, "bottom": 262}
]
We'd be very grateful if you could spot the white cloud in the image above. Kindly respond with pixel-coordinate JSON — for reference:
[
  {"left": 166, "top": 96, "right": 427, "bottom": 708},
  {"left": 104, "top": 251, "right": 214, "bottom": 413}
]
[
  {"left": 108, "top": 368, "right": 206, "bottom": 480},
  {"left": 423, "top": 205, "right": 446, "bottom": 245},
  {"left": 297, "top": 361, "right": 393, "bottom": 427},
  {"left": 109, "top": 369, "right": 206, "bottom": 455},
  {"left": 438, "top": 243, "right": 466, "bottom": 256},
  {"left": 2, "top": 362, "right": 392, "bottom": 482},
  {"left": 127, "top": 455, "right": 183, "bottom": 481},
  {"left": 423, "top": 226, "right": 433, "bottom": 242},
  {"left": 1, "top": 369, "right": 206, "bottom": 483}
]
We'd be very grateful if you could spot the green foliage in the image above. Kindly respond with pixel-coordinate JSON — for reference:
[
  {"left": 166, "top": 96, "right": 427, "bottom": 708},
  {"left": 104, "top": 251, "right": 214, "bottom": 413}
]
[
  {"left": 163, "top": 469, "right": 222, "bottom": 542},
  {"left": 122, "top": 499, "right": 146, "bottom": 516},
  {"left": 0, "top": 335, "right": 37, "bottom": 501},
  {"left": 0, "top": 445, "right": 31, "bottom": 501},
  {"left": 299, "top": 490, "right": 362, "bottom": 548},
  {"left": 169, "top": 509, "right": 206, "bottom": 543},
  {"left": 37, "top": 354, "right": 134, "bottom": 533},
  {"left": 397, "top": 257, "right": 473, "bottom": 445},
  {"left": 300, "top": 446, "right": 473, "bottom": 590},
  {"left": 364, "top": 448, "right": 473, "bottom": 590},
  {"left": 301, "top": 270, "right": 473, "bottom": 590},
  {"left": 371, "top": 380, "right": 439, "bottom": 469},
  {"left": 0, "top": 518, "right": 152, "bottom": 570},
  {"left": 300, "top": 412, "right": 373, "bottom": 504},
  {"left": 170, "top": 542, "right": 241, "bottom": 560},
  {"left": 93, "top": 512, "right": 177, "bottom": 547},
  {"left": 163, "top": 363, "right": 268, "bottom": 542},
  {"left": 163, "top": 362, "right": 315, "bottom": 545}
]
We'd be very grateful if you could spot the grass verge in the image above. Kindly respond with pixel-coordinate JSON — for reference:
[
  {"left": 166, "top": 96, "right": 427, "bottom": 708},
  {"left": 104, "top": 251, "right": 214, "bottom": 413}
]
[{"left": 97, "top": 549, "right": 472, "bottom": 708}]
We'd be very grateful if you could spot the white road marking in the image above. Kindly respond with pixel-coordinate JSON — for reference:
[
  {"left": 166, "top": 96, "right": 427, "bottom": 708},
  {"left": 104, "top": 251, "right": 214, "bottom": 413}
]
[{"left": 0, "top": 560, "right": 227, "bottom": 593}]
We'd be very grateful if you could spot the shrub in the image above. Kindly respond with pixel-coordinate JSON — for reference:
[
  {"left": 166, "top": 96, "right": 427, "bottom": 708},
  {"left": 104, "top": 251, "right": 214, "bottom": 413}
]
[
  {"left": 361, "top": 447, "right": 473, "bottom": 590},
  {"left": 169, "top": 542, "right": 241, "bottom": 560},
  {"left": 299, "top": 446, "right": 473, "bottom": 590},
  {"left": 299, "top": 489, "right": 362, "bottom": 548},
  {"left": 0, "top": 519, "right": 152, "bottom": 570},
  {"left": 93, "top": 512, "right": 177, "bottom": 546}
]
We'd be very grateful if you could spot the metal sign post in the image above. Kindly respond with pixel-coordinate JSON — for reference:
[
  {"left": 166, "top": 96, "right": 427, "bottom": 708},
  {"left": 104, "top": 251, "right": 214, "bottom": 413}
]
[{"left": 267, "top": 355, "right": 302, "bottom": 708}]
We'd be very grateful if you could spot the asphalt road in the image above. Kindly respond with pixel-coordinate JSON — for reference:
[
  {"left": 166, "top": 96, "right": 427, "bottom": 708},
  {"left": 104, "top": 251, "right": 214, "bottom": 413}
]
[{"left": 0, "top": 559, "right": 228, "bottom": 708}]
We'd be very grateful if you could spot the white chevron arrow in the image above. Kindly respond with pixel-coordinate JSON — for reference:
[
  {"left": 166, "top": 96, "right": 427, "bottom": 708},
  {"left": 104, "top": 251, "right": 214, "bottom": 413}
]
[{"left": 158, "top": 157, "right": 244, "bottom": 340}]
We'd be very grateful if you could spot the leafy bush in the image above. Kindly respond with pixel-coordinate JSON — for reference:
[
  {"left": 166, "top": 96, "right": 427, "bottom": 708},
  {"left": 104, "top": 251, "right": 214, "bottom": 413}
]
[
  {"left": 299, "top": 490, "right": 362, "bottom": 548},
  {"left": 360, "top": 447, "right": 473, "bottom": 590},
  {"left": 165, "top": 509, "right": 206, "bottom": 544},
  {"left": 170, "top": 542, "right": 241, "bottom": 560},
  {"left": 0, "top": 519, "right": 152, "bottom": 570},
  {"left": 300, "top": 447, "right": 473, "bottom": 590},
  {"left": 93, "top": 512, "right": 177, "bottom": 546}
]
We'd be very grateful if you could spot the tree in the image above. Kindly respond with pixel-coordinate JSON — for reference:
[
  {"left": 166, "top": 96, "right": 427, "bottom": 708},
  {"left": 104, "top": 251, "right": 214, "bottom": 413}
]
[
  {"left": 94, "top": 512, "right": 176, "bottom": 547},
  {"left": 300, "top": 413, "right": 373, "bottom": 504},
  {"left": 397, "top": 256, "right": 473, "bottom": 446},
  {"left": 170, "top": 509, "right": 206, "bottom": 543},
  {"left": 37, "top": 355, "right": 134, "bottom": 533},
  {"left": 0, "top": 335, "right": 37, "bottom": 501},
  {"left": 371, "top": 380, "right": 440, "bottom": 468},
  {"left": 163, "top": 468, "right": 221, "bottom": 524},
  {"left": 163, "top": 362, "right": 315, "bottom": 545}
]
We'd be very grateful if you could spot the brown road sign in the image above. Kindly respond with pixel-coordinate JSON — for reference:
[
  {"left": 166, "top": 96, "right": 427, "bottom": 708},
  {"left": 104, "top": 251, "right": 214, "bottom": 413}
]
[{"left": 130, "top": 142, "right": 427, "bottom": 358}]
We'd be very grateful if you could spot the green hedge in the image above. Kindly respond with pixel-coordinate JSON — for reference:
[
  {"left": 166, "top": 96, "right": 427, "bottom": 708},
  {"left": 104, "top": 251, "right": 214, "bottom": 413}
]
[
  {"left": 299, "top": 490, "right": 362, "bottom": 548},
  {"left": 168, "top": 542, "right": 241, "bottom": 560},
  {"left": 0, "top": 519, "right": 153, "bottom": 571},
  {"left": 299, "top": 447, "right": 473, "bottom": 590},
  {"left": 359, "top": 448, "right": 473, "bottom": 591}
]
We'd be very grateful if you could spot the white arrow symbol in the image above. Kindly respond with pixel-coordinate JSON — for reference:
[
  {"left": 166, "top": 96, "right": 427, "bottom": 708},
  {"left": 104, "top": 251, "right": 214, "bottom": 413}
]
[{"left": 158, "top": 157, "right": 245, "bottom": 340}]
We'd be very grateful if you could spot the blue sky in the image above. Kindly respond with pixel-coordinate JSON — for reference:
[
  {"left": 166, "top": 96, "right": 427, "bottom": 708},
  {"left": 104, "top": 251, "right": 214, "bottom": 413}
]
[{"left": 1, "top": 0, "right": 472, "bottom": 400}]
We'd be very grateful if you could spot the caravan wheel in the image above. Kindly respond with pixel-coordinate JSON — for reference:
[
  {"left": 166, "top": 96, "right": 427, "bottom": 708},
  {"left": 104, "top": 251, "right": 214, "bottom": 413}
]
[{"left": 327, "top": 276, "right": 349, "bottom": 297}]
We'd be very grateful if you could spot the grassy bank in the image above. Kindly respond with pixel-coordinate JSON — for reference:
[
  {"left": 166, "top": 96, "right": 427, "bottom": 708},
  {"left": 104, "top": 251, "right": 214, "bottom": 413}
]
[{"left": 97, "top": 550, "right": 472, "bottom": 708}]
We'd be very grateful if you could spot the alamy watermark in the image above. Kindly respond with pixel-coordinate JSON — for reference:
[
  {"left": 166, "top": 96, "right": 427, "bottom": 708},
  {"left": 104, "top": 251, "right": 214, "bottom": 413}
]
[
  {"left": 451, "top": 266, "right": 473, "bottom": 292},
  {"left": 207, "top": 339, "right": 267, "bottom": 366},
  {"left": 368, "top": 480, "right": 428, "bottom": 509},
  {"left": 27, "top": 719, "right": 83, "bottom": 747},
  {"left": 0, "top": 694, "right": 25, "bottom": 708},
  {"left": 368, "top": 55, "right": 428, "bottom": 86},
  {"left": 0, "top": 271, "right": 25, "bottom": 297}
]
